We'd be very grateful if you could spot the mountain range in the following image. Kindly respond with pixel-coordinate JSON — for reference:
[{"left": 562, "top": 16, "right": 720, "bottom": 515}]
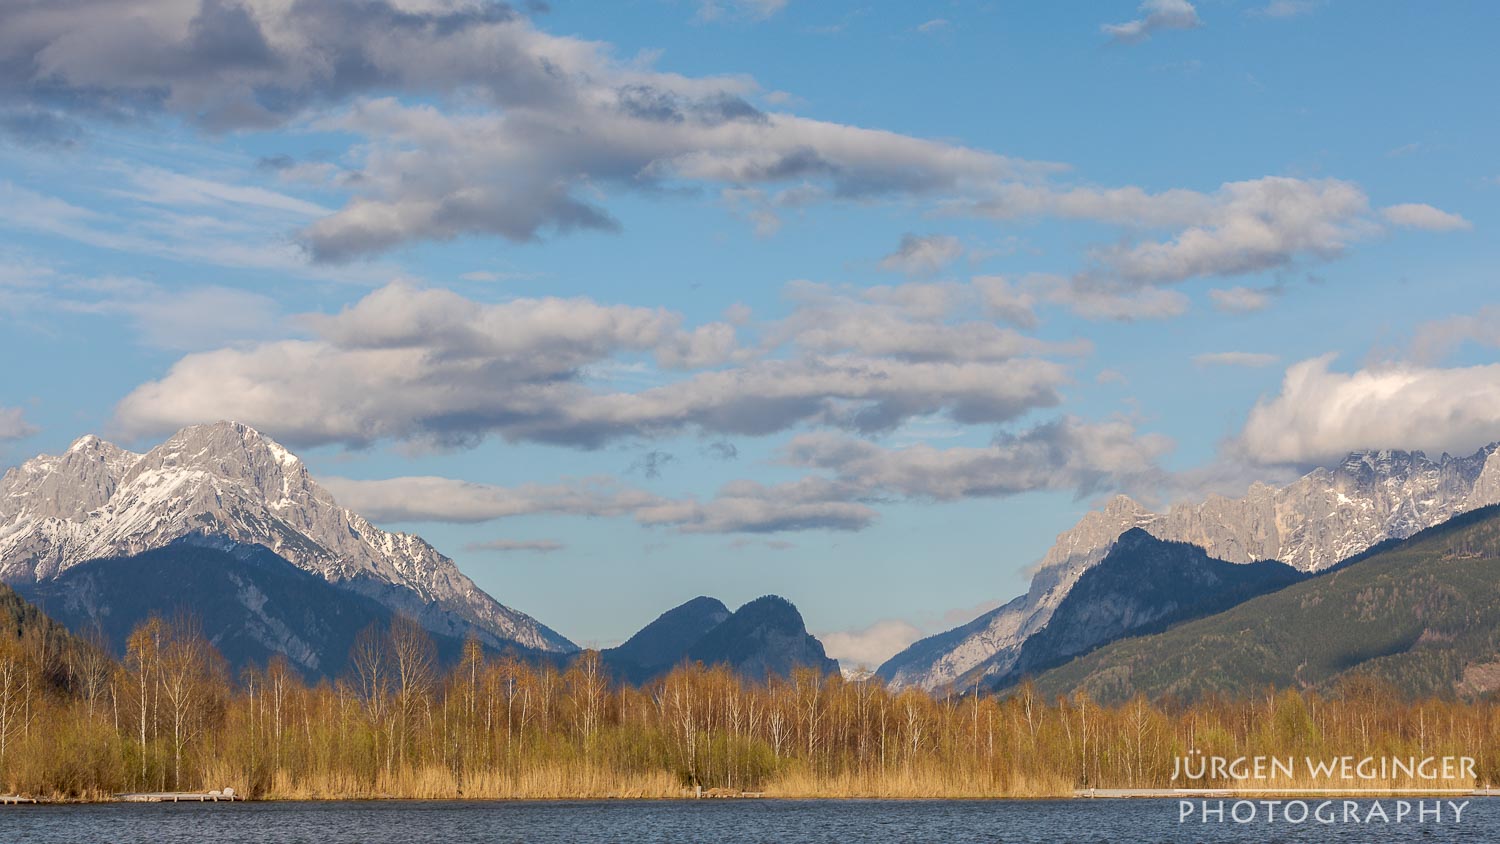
[
  {"left": 14, "top": 542, "right": 483, "bottom": 680},
  {"left": 0, "top": 421, "right": 840, "bottom": 683},
  {"left": 1030, "top": 503, "right": 1500, "bottom": 702},
  {"left": 879, "top": 444, "right": 1500, "bottom": 691},
  {"left": 0, "top": 421, "right": 575, "bottom": 655},
  {"left": 8, "top": 421, "right": 1500, "bottom": 698}
]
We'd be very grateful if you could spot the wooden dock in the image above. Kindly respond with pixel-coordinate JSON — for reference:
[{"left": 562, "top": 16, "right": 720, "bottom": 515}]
[
  {"left": 1, "top": 795, "right": 39, "bottom": 804},
  {"left": 115, "top": 789, "right": 241, "bottom": 803}
]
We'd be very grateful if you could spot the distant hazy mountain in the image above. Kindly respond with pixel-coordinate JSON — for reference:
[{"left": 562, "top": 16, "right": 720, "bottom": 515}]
[
  {"left": 604, "top": 595, "right": 839, "bottom": 684},
  {"left": 982, "top": 529, "right": 1306, "bottom": 689},
  {"left": 603, "top": 596, "right": 731, "bottom": 684},
  {"left": 0, "top": 421, "right": 575, "bottom": 655},
  {"left": 16, "top": 542, "right": 498, "bottom": 680},
  {"left": 879, "top": 445, "right": 1500, "bottom": 691},
  {"left": 1031, "top": 504, "right": 1500, "bottom": 702}
]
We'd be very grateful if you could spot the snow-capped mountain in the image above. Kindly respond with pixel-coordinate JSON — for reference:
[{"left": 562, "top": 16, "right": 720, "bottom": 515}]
[
  {"left": 0, "top": 421, "right": 575, "bottom": 654},
  {"left": 878, "top": 444, "right": 1500, "bottom": 691}
]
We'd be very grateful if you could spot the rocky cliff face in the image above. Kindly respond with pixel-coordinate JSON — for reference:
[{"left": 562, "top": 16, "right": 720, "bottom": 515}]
[
  {"left": 878, "top": 445, "right": 1500, "bottom": 691},
  {"left": 995, "top": 529, "right": 1305, "bottom": 687},
  {"left": 0, "top": 421, "right": 575, "bottom": 654}
]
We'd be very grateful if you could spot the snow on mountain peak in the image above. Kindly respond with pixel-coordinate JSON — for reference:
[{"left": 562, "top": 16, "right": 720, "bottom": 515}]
[
  {"left": 879, "top": 440, "right": 1500, "bottom": 691},
  {"left": 0, "top": 422, "right": 575, "bottom": 654}
]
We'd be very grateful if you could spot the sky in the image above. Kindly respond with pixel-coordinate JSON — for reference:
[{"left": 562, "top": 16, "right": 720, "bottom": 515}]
[{"left": 0, "top": 0, "right": 1497, "bottom": 669}]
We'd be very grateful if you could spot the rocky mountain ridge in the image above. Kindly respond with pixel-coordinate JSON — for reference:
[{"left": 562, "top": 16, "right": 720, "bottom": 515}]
[
  {"left": 878, "top": 444, "right": 1500, "bottom": 691},
  {"left": 0, "top": 421, "right": 575, "bottom": 654}
]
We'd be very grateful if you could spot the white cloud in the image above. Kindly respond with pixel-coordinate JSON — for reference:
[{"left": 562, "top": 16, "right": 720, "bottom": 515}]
[
  {"left": 1089, "top": 178, "right": 1371, "bottom": 283},
  {"left": 113, "top": 280, "right": 1075, "bottom": 449},
  {"left": 321, "top": 473, "right": 875, "bottom": 534},
  {"left": 878, "top": 234, "right": 963, "bottom": 276},
  {"left": 963, "top": 177, "right": 1407, "bottom": 286},
  {"left": 916, "top": 19, "right": 950, "bottom": 34},
  {"left": 1239, "top": 356, "right": 1500, "bottom": 465},
  {"left": 1102, "top": 0, "right": 1202, "bottom": 43},
  {"left": 1208, "top": 285, "right": 1275, "bottom": 313},
  {"left": 1382, "top": 203, "right": 1473, "bottom": 232},
  {"left": 820, "top": 619, "right": 924, "bottom": 669},
  {"left": 0, "top": 0, "right": 1454, "bottom": 284},
  {"left": 0, "top": 407, "right": 38, "bottom": 441},
  {"left": 2, "top": 1, "right": 1050, "bottom": 260},
  {"left": 634, "top": 477, "right": 876, "bottom": 533},
  {"left": 1031, "top": 275, "right": 1190, "bottom": 321},
  {"left": 118, "top": 166, "right": 331, "bottom": 217},
  {"left": 1410, "top": 306, "right": 1500, "bottom": 363},
  {"left": 780, "top": 417, "right": 1172, "bottom": 501},
  {"left": 299, "top": 95, "right": 1027, "bottom": 260},
  {"left": 972, "top": 276, "right": 1039, "bottom": 329},
  {"left": 1192, "top": 351, "right": 1279, "bottom": 368},
  {"left": 321, "top": 475, "right": 661, "bottom": 523}
]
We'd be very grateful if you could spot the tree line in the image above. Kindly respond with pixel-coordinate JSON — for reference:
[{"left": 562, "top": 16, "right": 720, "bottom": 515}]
[{"left": 2, "top": 613, "right": 1499, "bottom": 799}]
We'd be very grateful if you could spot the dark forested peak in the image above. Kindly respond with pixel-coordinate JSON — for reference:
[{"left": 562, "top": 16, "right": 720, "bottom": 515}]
[
  {"left": 685, "top": 594, "right": 839, "bottom": 680},
  {"left": 604, "top": 596, "right": 730, "bottom": 680}
]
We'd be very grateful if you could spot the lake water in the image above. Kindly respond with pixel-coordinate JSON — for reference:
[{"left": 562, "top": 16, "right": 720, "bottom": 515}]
[{"left": 2, "top": 798, "right": 1494, "bottom": 842}]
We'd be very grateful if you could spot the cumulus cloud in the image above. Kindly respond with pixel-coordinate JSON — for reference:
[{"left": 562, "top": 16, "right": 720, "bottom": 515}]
[
  {"left": 780, "top": 417, "right": 1172, "bottom": 501},
  {"left": 1102, "top": 0, "right": 1202, "bottom": 43},
  {"left": 1192, "top": 351, "right": 1278, "bottom": 368},
  {"left": 1042, "top": 279, "right": 1190, "bottom": 321},
  {"left": 878, "top": 234, "right": 963, "bottom": 276},
  {"left": 298, "top": 95, "right": 1024, "bottom": 260},
  {"left": 0, "top": 407, "right": 38, "bottom": 441},
  {"left": 962, "top": 177, "right": 1423, "bottom": 287},
  {"left": 633, "top": 477, "right": 876, "bottom": 533},
  {"left": 113, "top": 280, "right": 1073, "bottom": 448},
  {"left": 820, "top": 619, "right": 924, "bottom": 669},
  {"left": 1208, "top": 285, "right": 1276, "bottom": 313},
  {"left": 321, "top": 472, "right": 875, "bottom": 534},
  {"left": 1238, "top": 355, "right": 1500, "bottom": 465},
  {"left": 1382, "top": 203, "right": 1473, "bottom": 232},
  {"left": 1, "top": 1, "right": 1457, "bottom": 281},
  {"left": 769, "top": 280, "right": 1077, "bottom": 363},
  {"left": 971, "top": 276, "right": 1039, "bottom": 329},
  {"left": 1087, "top": 178, "right": 1371, "bottom": 283},
  {"left": 1, "top": 0, "right": 1044, "bottom": 260},
  {"left": 321, "top": 475, "right": 660, "bottom": 523},
  {"left": 1410, "top": 306, "right": 1500, "bottom": 363}
]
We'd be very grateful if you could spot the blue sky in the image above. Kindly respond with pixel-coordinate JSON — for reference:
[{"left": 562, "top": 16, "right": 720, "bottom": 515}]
[{"left": 1, "top": 0, "right": 1497, "bottom": 666}]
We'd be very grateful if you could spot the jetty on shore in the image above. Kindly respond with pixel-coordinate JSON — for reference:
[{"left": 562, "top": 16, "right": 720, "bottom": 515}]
[{"left": 115, "top": 788, "right": 241, "bottom": 803}]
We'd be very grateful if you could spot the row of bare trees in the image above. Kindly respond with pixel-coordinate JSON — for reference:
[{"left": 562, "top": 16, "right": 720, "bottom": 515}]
[{"left": 2, "top": 614, "right": 1500, "bottom": 798}]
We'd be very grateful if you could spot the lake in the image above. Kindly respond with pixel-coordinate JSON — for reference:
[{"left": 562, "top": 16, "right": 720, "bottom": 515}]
[{"left": 1, "top": 798, "right": 1491, "bottom": 842}]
